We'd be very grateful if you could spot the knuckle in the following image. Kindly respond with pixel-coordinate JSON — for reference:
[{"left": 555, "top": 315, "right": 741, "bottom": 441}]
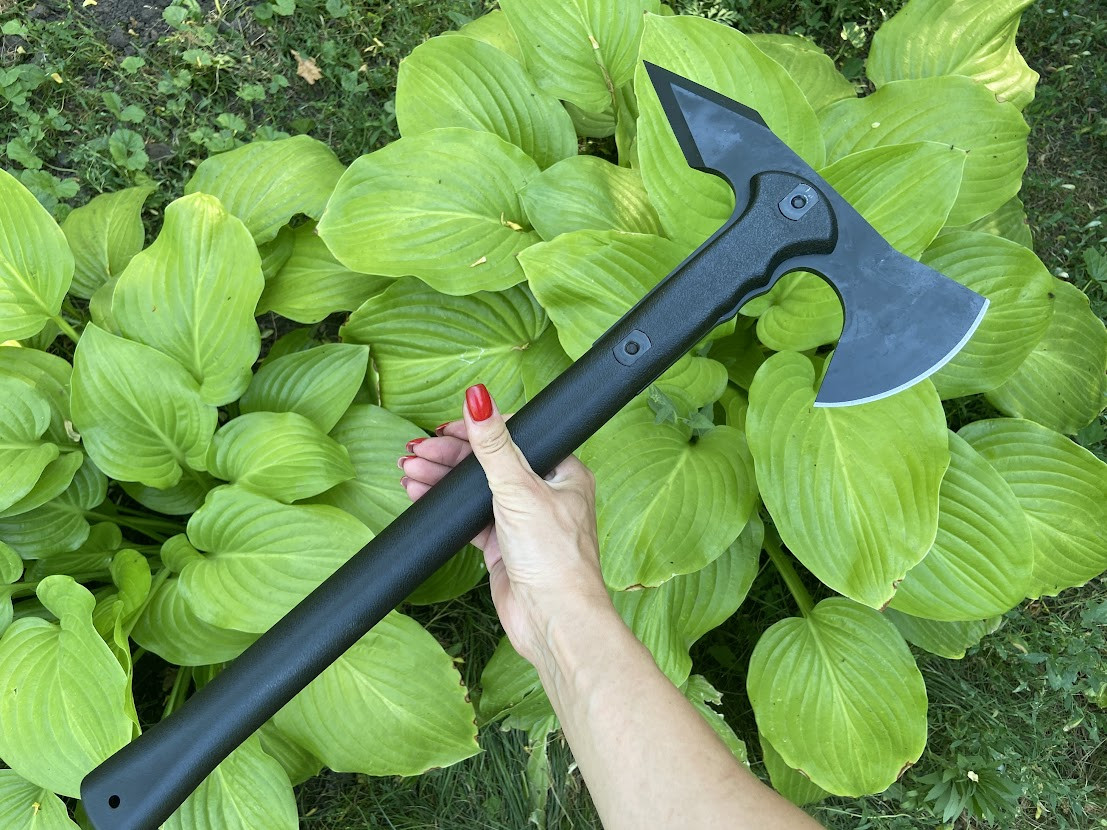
[{"left": 479, "top": 429, "right": 514, "bottom": 456}]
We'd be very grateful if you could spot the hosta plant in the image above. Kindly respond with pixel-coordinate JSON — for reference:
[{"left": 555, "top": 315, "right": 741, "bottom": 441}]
[{"left": 1, "top": 0, "right": 1105, "bottom": 825}]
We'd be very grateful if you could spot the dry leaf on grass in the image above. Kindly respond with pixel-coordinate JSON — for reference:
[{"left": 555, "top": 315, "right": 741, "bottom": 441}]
[{"left": 291, "top": 50, "right": 322, "bottom": 85}]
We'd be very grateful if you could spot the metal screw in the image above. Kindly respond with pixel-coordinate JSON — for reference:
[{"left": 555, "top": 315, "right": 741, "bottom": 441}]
[
  {"left": 625, "top": 341, "right": 640, "bottom": 355},
  {"left": 790, "top": 194, "right": 808, "bottom": 209}
]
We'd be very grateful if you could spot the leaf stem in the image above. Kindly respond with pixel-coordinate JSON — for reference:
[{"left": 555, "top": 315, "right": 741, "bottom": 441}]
[
  {"left": 51, "top": 314, "right": 82, "bottom": 344},
  {"left": 763, "top": 526, "right": 815, "bottom": 618},
  {"left": 7, "top": 572, "right": 111, "bottom": 597},
  {"left": 84, "top": 511, "right": 180, "bottom": 543},
  {"left": 162, "top": 665, "right": 193, "bottom": 720}
]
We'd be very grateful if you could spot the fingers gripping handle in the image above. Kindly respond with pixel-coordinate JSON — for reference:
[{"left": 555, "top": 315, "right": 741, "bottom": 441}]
[{"left": 81, "top": 171, "right": 836, "bottom": 830}]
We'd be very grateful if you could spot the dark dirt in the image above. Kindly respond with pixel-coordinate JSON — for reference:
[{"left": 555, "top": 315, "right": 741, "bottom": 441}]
[{"left": 83, "top": 0, "right": 175, "bottom": 48}]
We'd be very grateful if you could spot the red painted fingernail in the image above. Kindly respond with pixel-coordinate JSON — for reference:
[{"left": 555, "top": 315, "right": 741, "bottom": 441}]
[
  {"left": 434, "top": 422, "right": 451, "bottom": 436},
  {"left": 406, "top": 438, "right": 427, "bottom": 453},
  {"left": 465, "top": 384, "right": 492, "bottom": 421},
  {"left": 398, "top": 454, "right": 417, "bottom": 470}
]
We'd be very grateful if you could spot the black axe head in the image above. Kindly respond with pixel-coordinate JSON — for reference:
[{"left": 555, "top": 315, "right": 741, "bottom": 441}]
[{"left": 644, "top": 62, "right": 989, "bottom": 407}]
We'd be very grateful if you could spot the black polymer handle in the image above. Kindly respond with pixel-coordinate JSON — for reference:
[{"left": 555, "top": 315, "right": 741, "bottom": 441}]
[{"left": 81, "top": 171, "right": 836, "bottom": 830}]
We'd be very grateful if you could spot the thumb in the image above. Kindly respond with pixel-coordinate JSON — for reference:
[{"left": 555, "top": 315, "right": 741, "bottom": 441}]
[{"left": 463, "top": 383, "right": 540, "bottom": 500}]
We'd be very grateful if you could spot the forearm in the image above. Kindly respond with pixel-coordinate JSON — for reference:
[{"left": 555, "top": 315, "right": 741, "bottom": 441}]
[{"left": 533, "top": 598, "right": 823, "bottom": 830}]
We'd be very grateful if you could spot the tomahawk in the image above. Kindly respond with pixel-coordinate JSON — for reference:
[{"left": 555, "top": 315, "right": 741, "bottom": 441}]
[{"left": 82, "top": 64, "right": 988, "bottom": 829}]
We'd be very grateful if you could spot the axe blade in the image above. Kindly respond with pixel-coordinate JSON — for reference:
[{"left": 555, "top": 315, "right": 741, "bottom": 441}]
[{"left": 644, "top": 62, "right": 989, "bottom": 407}]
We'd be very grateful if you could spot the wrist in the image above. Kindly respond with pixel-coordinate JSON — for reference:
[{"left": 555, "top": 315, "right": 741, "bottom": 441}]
[{"left": 528, "top": 592, "right": 627, "bottom": 685}]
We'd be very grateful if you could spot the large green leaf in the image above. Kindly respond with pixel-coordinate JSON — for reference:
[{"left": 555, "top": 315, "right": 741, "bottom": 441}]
[
  {"left": 257, "top": 224, "right": 295, "bottom": 282},
  {"left": 563, "top": 99, "right": 617, "bottom": 138},
  {"left": 396, "top": 34, "right": 576, "bottom": 169},
  {"left": 889, "top": 432, "right": 1033, "bottom": 620},
  {"left": 579, "top": 398, "right": 757, "bottom": 589},
  {"left": 0, "top": 346, "right": 73, "bottom": 446},
  {"left": 0, "top": 577, "right": 131, "bottom": 797},
  {"left": 959, "top": 418, "right": 1107, "bottom": 598},
  {"left": 985, "top": 279, "right": 1107, "bottom": 434},
  {"left": 0, "top": 376, "right": 61, "bottom": 514},
  {"left": 738, "top": 272, "right": 843, "bottom": 353},
  {"left": 131, "top": 535, "right": 256, "bottom": 666},
  {"left": 520, "top": 230, "right": 728, "bottom": 410},
  {"left": 317, "top": 129, "right": 541, "bottom": 294},
  {"left": 256, "top": 223, "right": 392, "bottom": 324},
  {"left": 636, "top": 13, "right": 824, "bottom": 248},
  {"left": 868, "top": 0, "right": 1038, "bottom": 110},
  {"left": 238, "top": 342, "right": 368, "bottom": 433},
  {"left": 0, "top": 543, "right": 20, "bottom": 636},
  {"left": 110, "top": 193, "right": 264, "bottom": 406},
  {"left": 180, "top": 486, "right": 372, "bottom": 632},
  {"left": 132, "top": 575, "right": 255, "bottom": 666},
  {"left": 273, "top": 610, "right": 479, "bottom": 775},
  {"left": 207, "top": 412, "right": 355, "bottom": 503},
  {"left": 184, "top": 135, "right": 345, "bottom": 245},
  {"left": 748, "top": 34, "right": 855, "bottom": 113},
  {"left": 70, "top": 325, "right": 217, "bottom": 489},
  {"left": 0, "top": 450, "right": 84, "bottom": 520},
  {"left": 611, "top": 514, "right": 762, "bottom": 683},
  {"left": 308, "top": 405, "right": 413, "bottom": 533},
  {"left": 310, "top": 404, "right": 487, "bottom": 603},
  {"left": 499, "top": 0, "right": 660, "bottom": 113},
  {"left": 60, "top": 185, "right": 153, "bottom": 300},
  {"left": 341, "top": 280, "right": 550, "bottom": 430},
  {"left": 883, "top": 608, "right": 1002, "bottom": 659},
  {"left": 119, "top": 471, "right": 217, "bottom": 516},
  {"left": 90, "top": 548, "right": 150, "bottom": 729},
  {"left": 478, "top": 636, "right": 552, "bottom": 732},
  {"left": 958, "top": 196, "right": 1033, "bottom": 249},
  {"left": 164, "top": 735, "right": 297, "bottom": 830},
  {"left": 746, "top": 352, "right": 948, "bottom": 608},
  {"left": 822, "top": 142, "right": 967, "bottom": 259},
  {"left": 449, "top": 10, "right": 522, "bottom": 62},
  {"left": 740, "top": 141, "right": 966, "bottom": 353},
  {"left": 0, "top": 457, "right": 106, "bottom": 558},
  {"left": 520, "top": 155, "right": 662, "bottom": 239},
  {"left": 747, "top": 597, "right": 927, "bottom": 796},
  {"left": 256, "top": 720, "right": 322, "bottom": 787},
  {"left": 0, "top": 769, "right": 79, "bottom": 830},
  {"left": 922, "top": 231, "right": 1055, "bottom": 399},
  {"left": 820, "top": 76, "right": 1028, "bottom": 226},
  {"left": 760, "top": 734, "right": 830, "bottom": 806},
  {"left": 707, "top": 319, "right": 767, "bottom": 390},
  {"left": 0, "top": 168, "right": 74, "bottom": 341},
  {"left": 25, "top": 521, "right": 117, "bottom": 582}
]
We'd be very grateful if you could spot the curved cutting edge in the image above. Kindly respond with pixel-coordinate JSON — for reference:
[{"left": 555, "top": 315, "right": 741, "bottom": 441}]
[{"left": 812, "top": 249, "right": 991, "bottom": 407}]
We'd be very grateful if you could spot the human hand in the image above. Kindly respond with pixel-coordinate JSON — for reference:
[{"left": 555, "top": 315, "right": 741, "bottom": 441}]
[{"left": 398, "top": 383, "right": 611, "bottom": 664}]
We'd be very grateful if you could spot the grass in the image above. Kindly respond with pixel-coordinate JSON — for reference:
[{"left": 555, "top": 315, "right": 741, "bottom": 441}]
[{"left": 2, "top": 0, "right": 1105, "bottom": 828}]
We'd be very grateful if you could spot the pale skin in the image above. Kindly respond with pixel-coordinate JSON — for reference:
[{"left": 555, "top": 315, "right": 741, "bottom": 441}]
[{"left": 398, "top": 387, "right": 824, "bottom": 830}]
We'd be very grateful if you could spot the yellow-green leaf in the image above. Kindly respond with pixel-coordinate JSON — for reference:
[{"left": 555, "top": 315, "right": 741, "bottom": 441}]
[
  {"left": 110, "top": 193, "right": 264, "bottom": 406},
  {"left": 985, "top": 279, "right": 1107, "bottom": 434},
  {"left": 889, "top": 431, "right": 1033, "bottom": 620},
  {"left": 0, "top": 168, "right": 74, "bottom": 341},
  {"left": 318, "top": 128, "right": 541, "bottom": 294},
  {"left": 923, "top": 231, "right": 1055, "bottom": 399},
  {"left": 820, "top": 76, "right": 1028, "bottom": 226},
  {"left": 868, "top": 0, "right": 1038, "bottom": 110},
  {"left": 747, "top": 597, "right": 926, "bottom": 795},
  {"left": 746, "top": 352, "right": 948, "bottom": 608},
  {"left": 71, "top": 325, "right": 217, "bottom": 489},
  {"left": 959, "top": 418, "right": 1107, "bottom": 598}
]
